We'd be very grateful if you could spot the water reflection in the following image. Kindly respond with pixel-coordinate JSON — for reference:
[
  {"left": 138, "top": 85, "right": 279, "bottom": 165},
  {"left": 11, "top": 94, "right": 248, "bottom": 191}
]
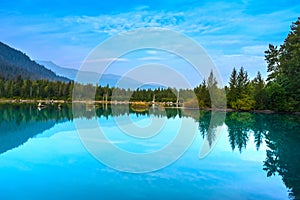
[
  {"left": 0, "top": 104, "right": 299, "bottom": 199},
  {"left": 225, "top": 112, "right": 300, "bottom": 199},
  {"left": 262, "top": 114, "right": 300, "bottom": 199},
  {"left": 197, "top": 111, "right": 224, "bottom": 146},
  {"left": 0, "top": 104, "right": 72, "bottom": 154}
]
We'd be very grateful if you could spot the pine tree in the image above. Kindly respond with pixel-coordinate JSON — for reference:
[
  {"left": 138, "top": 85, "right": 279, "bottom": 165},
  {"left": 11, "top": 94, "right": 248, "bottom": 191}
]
[
  {"left": 252, "top": 72, "right": 266, "bottom": 110},
  {"left": 236, "top": 67, "right": 249, "bottom": 96},
  {"left": 227, "top": 67, "right": 238, "bottom": 107},
  {"left": 228, "top": 67, "right": 254, "bottom": 110},
  {"left": 265, "top": 17, "right": 300, "bottom": 111}
]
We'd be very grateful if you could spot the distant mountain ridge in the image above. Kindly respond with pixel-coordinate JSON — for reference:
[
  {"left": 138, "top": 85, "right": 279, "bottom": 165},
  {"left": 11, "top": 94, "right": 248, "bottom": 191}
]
[
  {"left": 36, "top": 60, "right": 78, "bottom": 80},
  {"left": 38, "top": 60, "right": 166, "bottom": 89},
  {"left": 0, "top": 42, "right": 69, "bottom": 81}
]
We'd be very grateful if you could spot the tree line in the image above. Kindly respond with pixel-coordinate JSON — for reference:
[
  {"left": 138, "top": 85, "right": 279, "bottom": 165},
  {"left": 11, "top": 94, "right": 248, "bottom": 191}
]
[
  {"left": 226, "top": 17, "right": 300, "bottom": 112},
  {"left": 0, "top": 76, "right": 194, "bottom": 103},
  {"left": 0, "top": 75, "right": 73, "bottom": 100}
]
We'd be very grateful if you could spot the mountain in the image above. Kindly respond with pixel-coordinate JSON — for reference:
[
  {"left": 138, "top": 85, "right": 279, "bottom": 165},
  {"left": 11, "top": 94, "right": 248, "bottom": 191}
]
[
  {"left": 36, "top": 60, "right": 78, "bottom": 80},
  {"left": 38, "top": 60, "right": 138, "bottom": 87},
  {"left": 38, "top": 60, "right": 165, "bottom": 89},
  {"left": 0, "top": 42, "right": 69, "bottom": 81}
]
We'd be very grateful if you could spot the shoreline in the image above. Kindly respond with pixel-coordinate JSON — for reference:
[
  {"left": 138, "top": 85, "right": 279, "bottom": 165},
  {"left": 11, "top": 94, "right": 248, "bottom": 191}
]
[{"left": 0, "top": 99, "right": 298, "bottom": 115}]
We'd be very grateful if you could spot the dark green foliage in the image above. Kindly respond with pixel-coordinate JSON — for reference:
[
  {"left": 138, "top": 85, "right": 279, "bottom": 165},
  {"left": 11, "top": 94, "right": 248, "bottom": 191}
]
[
  {"left": 227, "top": 67, "right": 238, "bottom": 106},
  {"left": 265, "top": 44, "right": 280, "bottom": 82},
  {"left": 227, "top": 67, "right": 254, "bottom": 111},
  {"left": 194, "top": 80, "right": 210, "bottom": 107},
  {"left": 236, "top": 67, "right": 249, "bottom": 95},
  {"left": 225, "top": 18, "right": 300, "bottom": 112},
  {"left": 251, "top": 72, "right": 267, "bottom": 110},
  {"left": 264, "top": 17, "right": 300, "bottom": 111},
  {"left": 0, "top": 42, "right": 69, "bottom": 81},
  {"left": 0, "top": 75, "right": 190, "bottom": 104},
  {"left": 130, "top": 88, "right": 154, "bottom": 102},
  {"left": 0, "top": 76, "right": 74, "bottom": 100},
  {"left": 130, "top": 87, "right": 177, "bottom": 102},
  {"left": 193, "top": 70, "right": 226, "bottom": 108}
]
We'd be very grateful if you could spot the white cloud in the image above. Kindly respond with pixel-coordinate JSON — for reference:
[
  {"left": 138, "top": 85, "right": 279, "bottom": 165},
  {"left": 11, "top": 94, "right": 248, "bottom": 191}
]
[
  {"left": 242, "top": 45, "right": 268, "bottom": 56},
  {"left": 62, "top": 8, "right": 220, "bottom": 36},
  {"left": 146, "top": 50, "right": 159, "bottom": 55},
  {"left": 138, "top": 56, "right": 164, "bottom": 61}
]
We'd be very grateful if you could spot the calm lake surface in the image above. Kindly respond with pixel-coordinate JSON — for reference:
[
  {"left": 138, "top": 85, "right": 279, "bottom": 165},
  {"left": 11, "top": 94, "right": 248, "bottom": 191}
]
[{"left": 0, "top": 104, "right": 299, "bottom": 200}]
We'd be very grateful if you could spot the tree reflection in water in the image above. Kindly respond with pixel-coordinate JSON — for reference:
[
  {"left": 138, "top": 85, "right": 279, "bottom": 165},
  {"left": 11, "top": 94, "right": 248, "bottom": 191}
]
[{"left": 225, "top": 112, "right": 300, "bottom": 199}]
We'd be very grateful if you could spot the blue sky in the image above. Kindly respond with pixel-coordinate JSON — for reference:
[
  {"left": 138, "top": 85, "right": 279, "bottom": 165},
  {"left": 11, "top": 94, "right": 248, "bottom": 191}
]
[{"left": 0, "top": 0, "right": 299, "bottom": 85}]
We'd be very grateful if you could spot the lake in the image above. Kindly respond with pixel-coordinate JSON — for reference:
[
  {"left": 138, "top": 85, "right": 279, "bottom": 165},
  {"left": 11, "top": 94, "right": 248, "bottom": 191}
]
[{"left": 0, "top": 103, "right": 299, "bottom": 199}]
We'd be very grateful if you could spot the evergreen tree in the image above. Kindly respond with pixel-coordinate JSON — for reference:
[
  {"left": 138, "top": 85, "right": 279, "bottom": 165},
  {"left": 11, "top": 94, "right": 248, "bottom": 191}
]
[
  {"left": 227, "top": 67, "right": 254, "bottom": 110},
  {"left": 227, "top": 67, "right": 238, "bottom": 107},
  {"left": 207, "top": 70, "right": 217, "bottom": 90},
  {"left": 194, "top": 80, "right": 210, "bottom": 108},
  {"left": 265, "top": 44, "right": 280, "bottom": 82},
  {"left": 236, "top": 67, "right": 249, "bottom": 96},
  {"left": 265, "top": 17, "right": 300, "bottom": 111},
  {"left": 0, "top": 78, "right": 3, "bottom": 97},
  {"left": 252, "top": 72, "right": 266, "bottom": 110}
]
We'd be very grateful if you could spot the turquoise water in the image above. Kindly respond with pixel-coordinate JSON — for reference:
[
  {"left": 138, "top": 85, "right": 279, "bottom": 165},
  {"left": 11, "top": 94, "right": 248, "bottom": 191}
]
[{"left": 0, "top": 104, "right": 299, "bottom": 199}]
